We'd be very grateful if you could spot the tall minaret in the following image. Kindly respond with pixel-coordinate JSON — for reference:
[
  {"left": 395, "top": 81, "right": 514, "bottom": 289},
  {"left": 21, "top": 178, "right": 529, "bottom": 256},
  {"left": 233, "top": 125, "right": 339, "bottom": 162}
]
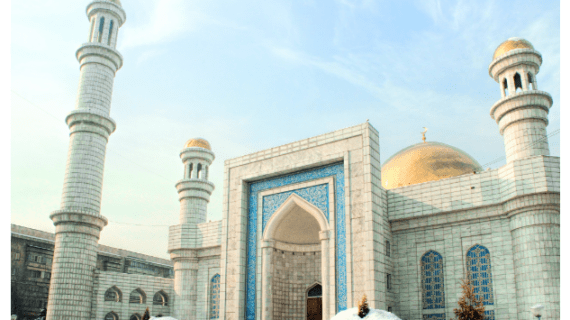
[
  {"left": 489, "top": 38, "right": 559, "bottom": 320},
  {"left": 488, "top": 37, "right": 553, "bottom": 163},
  {"left": 47, "top": 1, "right": 125, "bottom": 319},
  {"left": 168, "top": 138, "right": 216, "bottom": 319}
]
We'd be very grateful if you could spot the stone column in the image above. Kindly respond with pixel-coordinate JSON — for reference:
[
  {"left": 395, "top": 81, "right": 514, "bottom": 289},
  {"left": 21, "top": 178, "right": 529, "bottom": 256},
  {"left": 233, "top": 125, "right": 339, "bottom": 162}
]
[
  {"left": 320, "top": 230, "right": 331, "bottom": 320},
  {"left": 508, "top": 199, "right": 560, "bottom": 320},
  {"left": 261, "top": 240, "right": 274, "bottom": 320}
]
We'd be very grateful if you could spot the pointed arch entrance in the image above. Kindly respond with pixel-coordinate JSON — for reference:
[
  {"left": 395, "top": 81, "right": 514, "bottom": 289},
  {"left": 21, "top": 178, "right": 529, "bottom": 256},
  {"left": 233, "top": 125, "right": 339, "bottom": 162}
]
[{"left": 261, "top": 193, "right": 331, "bottom": 320}]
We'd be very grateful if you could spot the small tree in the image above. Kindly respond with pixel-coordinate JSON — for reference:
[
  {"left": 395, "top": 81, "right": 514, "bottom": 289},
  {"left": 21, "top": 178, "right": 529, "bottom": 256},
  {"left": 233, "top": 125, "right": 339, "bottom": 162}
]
[
  {"left": 142, "top": 307, "right": 151, "bottom": 320},
  {"left": 453, "top": 278, "right": 485, "bottom": 320},
  {"left": 357, "top": 294, "right": 370, "bottom": 318}
]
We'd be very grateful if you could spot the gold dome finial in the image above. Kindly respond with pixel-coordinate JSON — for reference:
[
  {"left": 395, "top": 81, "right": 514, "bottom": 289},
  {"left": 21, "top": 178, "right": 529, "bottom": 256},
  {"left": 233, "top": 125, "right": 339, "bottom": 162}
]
[
  {"left": 184, "top": 138, "right": 211, "bottom": 150},
  {"left": 493, "top": 37, "right": 534, "bottom": 60},
  {"left": 421, "top": 127, "right": 428, "bottom": 143}
]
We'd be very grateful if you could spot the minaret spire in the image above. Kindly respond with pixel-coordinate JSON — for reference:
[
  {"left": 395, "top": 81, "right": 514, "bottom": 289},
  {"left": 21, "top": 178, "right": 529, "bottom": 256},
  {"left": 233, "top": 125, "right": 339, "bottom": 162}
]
[
  {"left": 168, "top": 138, "right": 216, "bottom": 319},
  {"left": 47, "top": 1, "right": 125, "bottom": 319}
]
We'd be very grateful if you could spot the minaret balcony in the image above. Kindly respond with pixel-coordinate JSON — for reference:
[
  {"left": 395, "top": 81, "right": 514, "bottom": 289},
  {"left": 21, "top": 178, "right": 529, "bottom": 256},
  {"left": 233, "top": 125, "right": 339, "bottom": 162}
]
[{"left": 490, "top": 90, "right": 552, "bottom": 133}]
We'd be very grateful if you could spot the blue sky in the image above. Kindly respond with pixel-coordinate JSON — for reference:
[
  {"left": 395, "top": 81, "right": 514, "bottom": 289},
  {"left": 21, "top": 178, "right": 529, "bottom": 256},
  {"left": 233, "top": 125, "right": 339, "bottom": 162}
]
[{"left": 11, "top": 0, "right": 561, "bottom": 259}]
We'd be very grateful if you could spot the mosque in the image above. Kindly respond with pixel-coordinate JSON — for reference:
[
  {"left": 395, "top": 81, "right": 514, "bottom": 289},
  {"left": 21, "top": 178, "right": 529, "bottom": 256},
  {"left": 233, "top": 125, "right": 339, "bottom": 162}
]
[{"left": 43, "top": 1, "right": 559, "bottom": 320}]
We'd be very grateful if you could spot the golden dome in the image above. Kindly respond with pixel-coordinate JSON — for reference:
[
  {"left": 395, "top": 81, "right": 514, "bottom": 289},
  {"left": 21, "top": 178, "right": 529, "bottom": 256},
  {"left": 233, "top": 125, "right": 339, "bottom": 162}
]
[
  {"left": 381, "top": 142, "right": 482, "bottom": 190},
  {"left": 493, "top": 37, "right": 534, "bottom": 60},
  {"left": 184, "top": 138, "right": 211, "bottom": 150}
]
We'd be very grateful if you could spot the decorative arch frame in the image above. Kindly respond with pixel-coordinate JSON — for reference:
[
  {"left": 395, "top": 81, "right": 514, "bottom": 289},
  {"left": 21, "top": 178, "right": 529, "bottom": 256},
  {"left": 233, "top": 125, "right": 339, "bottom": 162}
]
[
  {"left": 129, "top": 288, "right": 146, "bottom": 304},
  {"left": 260, "top": 193, "right": 331, "bottom": 320},
  {"left": 104, "top": 286, "right": 122, "bottom": 302},
  {"left": 104, "top": 311, "right": 119, "bottom": 320}
]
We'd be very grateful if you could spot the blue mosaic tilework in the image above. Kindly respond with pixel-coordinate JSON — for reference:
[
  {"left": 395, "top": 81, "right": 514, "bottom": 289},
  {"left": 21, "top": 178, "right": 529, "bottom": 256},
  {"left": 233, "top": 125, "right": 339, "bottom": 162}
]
[
  {"left": 484, "top": 310, "right": 495, "bottom": 320},
  {"left": 466, "top": 245, "right": 494, "bottom": 306},
  {"left": 422, "top": 314, "right": 445, "bottom": 320},
  {"left": 210, "top": 274, "right": 221, "bottom": 319},
  {"left": 421, "top": 250, "right": 445, "bottom": 310},
  {"left": 245, "top": 162, "right": 346, "bottom": 320},
  {"left": 262, "top": 184, "right": 329, "bottom": 231}
]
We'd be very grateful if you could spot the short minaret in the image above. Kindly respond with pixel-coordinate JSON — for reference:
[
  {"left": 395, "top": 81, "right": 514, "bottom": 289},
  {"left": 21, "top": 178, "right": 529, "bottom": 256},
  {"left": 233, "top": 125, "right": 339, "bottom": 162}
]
[
  {"left": 488, "top": 37, "right": 553, "bottom": 163},
  {"left": 47, "top": 1, "right": 125, "bottom": 320},
  {"left": 168, "top": 138, "right": 215, "bottom": 319}
]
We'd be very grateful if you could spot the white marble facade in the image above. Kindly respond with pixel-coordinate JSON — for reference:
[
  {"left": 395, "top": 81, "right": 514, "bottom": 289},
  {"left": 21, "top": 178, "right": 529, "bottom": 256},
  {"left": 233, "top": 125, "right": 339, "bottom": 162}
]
[{"left": 45, "top": 1, "right": 559, "bottom": 320}]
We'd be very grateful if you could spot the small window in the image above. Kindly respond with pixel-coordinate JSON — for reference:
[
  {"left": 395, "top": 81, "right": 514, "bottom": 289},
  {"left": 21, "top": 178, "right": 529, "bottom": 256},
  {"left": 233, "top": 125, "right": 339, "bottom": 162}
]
[
  {"left": 129, "top": 288, "right": 146, "bottom": 304},
  {"left": 188, "top": 163, "right": 193, "bottom": 178},
  {"left": 45, "top": 272, "right": 51, "bottom": 279},
  {"left": 502, "top": 78, "right": 508, "bottom": 96},
  {"left": 528, "top": 72, "right": 534, "bottom": 90},
  {"left": 514, "top": 73, "right": 522, "bottom": 92},
  {"left": 153, "top": 291, "right": 168, "bottom": 306},
  {"left": 210, "top": 274, "right": 221, "bottom": 319},
  {"left": 307, "top": 283, "right": 322, "bottom": 297},
  {"left": 30, "top": 270, "right": 42, "bottom": 278},
  {"left": 387, "top": 274, "right": 391, "bottom": 290},
  {"left": 97, "top": 17, "right": 105, "bottom": 43},
  {"left": 197, "top": 163, "right": 203, "bottom": 179},
  {"left": 12, "top": 267, "right": 17, "bottom": 276},
  {"left": 107, "top": 20, "right": 114, "bottom": 46},
  {"left": 386, "top": 240, "right": 391, "bottom": 257},
  {"left": 388, "top": 307, "right": 392, "bottom": 313}
]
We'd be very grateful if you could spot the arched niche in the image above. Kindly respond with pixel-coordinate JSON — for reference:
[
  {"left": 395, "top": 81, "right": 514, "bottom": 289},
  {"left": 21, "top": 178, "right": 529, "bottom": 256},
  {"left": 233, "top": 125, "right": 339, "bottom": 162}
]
[{"left": 260, "top": 193, "right": 331, "bottom": 320}]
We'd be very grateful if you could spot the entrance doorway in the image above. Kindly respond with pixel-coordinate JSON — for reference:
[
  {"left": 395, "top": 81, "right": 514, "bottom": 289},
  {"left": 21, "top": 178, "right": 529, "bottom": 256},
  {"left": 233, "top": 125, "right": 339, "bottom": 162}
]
[{"left": 307, "top": 284, "right": 322, "bottom": 320}]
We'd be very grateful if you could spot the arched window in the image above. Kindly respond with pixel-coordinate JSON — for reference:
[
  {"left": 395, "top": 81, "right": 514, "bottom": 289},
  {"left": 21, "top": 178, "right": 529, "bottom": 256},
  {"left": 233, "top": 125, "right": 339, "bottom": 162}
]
[
  {"left": 528, "top": 72, "right": 534, "bottom": 90},
  {"left": 107, "top": 20, "right": 114, "bottom": 46},
  {"left": 466, "top": 245, "right": 494, "bottom": 306},
  {"left": 210, "top": 274, "right": 221, "bottom": 319},
  {"left": 197, "top": 163, "right": 203, "bottom": 179},
  {"left": 307, "top": 283, "right": 322, "bottom": 297},
  {"left": 104, "top": 286, "right": 122, "bottom": 302},
  {"left": 514, "top": 73, "right": 522, "bottom": 92},
  {"left": 97, "top": 17, "right": 105, "bottom": 43},
  {"left": 502, "top": 78, "right": 508, "bottom": 96},
  {"left": 187, "top": 163, "right": 193, "bottom": 179},
  {"left": 421, "top": 250, "right": 445, "bottom": 311},
  {"left": 129, "top": 288, "right": 146, "bottom": 304},
  {"left": 104, "top": 312, "right": 119, "bottom": 320},
  {"left": 386, "top": 240, "right": 391, "bottom": 257},
  {"left": 129, "top": 314, "right": 141, "bottom": 320},
  {"left": 153, "top": 291, "right": 168, "bottom": 306}
]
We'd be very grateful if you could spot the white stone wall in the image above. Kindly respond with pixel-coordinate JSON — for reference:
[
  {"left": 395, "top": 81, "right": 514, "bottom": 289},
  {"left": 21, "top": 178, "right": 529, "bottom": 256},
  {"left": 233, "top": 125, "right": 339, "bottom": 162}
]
[
  {"left": 391, "top": 212, "right": 517, "bottom": 320},
  {"left": 196, "top": 253, "right": 222, "bottom": 320},
  {"left": 387, "top": 155, "right": 560, "bottom": 320},
  {"left": 91, "top": 271, "right": 173, "bottom": 320}
]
